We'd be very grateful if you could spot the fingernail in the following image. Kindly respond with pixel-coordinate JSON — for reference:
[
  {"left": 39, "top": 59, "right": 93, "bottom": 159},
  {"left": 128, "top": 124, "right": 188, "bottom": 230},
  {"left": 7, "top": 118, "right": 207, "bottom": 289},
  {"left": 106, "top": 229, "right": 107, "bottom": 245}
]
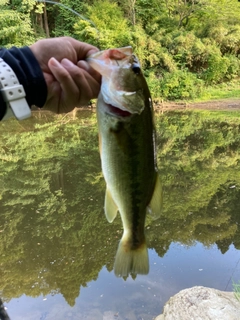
[
  {"left": 49, "top": 57, "right": 61, "bottom": 67},
  {"left": 61, "top": 59, "right": 74, "bottom": 67},
  {"left": 77, "top": 61, "right": 90, "bottom": 72}
]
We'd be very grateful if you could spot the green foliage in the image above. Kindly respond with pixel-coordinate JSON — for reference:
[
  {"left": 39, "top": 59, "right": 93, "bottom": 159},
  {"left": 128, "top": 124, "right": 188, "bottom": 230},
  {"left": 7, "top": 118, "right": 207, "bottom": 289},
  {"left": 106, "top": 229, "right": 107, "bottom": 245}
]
[
  {"left": 160, "top": 69, "right": 204, "bottom": 100},
  {"left": 1, "top": 0, "right": 240, "bottom": 100},
  {"left": 220, "top": 26, "right": 240, "bottom": 55},
  {"left": 53, "top": 0, "right": 85, "bottom": 37},
  {"left": 233, "top": 280, "right": 240, "bottom": 301},
  {"left": 0, "top": 0, "right": 8, "bottom": 6},
  {"left": 225, "top": 55, "right": 240, "bottom": 80},
  {"left": 20, "top": 0, "right": 44, "bottom": 14},
  {"left": 201, "top": 51, "right": 240, "bottom": 84},
  {"left": 198, "top": 80, "right": 240, "bottom": 101},
  {"left": 131, "top": 24, "right": 165, "bottom": 70},
  {"left": 0, "top": 7, "right": 36, "bottom": 47},
  {"left": 135, "top": 0, "right": 162, "bottom": 28},
  {"left": 145, "top": 71, "right": 162, "bottom": 99},
  {"left": 202, "top": 54, "right": 230, "bottom": 84},
  {"left": 198, "top": 0, "right": 240, "bottom": 28},
  {"left": 74, "top": 0, "right": 132, "bottom": 49}
]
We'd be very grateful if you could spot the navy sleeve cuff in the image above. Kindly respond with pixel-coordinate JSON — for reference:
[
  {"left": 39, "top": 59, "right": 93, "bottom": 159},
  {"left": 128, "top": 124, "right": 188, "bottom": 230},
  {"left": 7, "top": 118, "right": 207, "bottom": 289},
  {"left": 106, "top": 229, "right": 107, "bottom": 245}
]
[{"left": 0, "top": 46, "right": 47, "bottom": 119}]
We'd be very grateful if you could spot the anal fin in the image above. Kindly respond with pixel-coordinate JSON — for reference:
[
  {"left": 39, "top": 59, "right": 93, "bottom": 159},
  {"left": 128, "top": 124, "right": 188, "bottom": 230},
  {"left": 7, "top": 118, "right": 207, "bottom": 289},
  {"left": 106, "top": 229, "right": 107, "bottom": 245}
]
[
  {"left": 147, "top": 173, "right": 163, "bottom": 219},
  {"left": 104, "top": 188, "right": 118, "bottom": 223}
]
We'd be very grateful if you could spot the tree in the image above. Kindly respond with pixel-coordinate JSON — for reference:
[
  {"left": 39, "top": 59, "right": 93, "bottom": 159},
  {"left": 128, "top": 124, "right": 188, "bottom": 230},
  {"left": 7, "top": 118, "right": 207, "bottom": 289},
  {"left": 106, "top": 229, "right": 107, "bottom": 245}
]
[
  {"left": 0, "top": 0, "right": 35, "bottom": 46},
  {"left": 74, "top": 0, "right": 132, "bottom": 49},
  {"left": 52, "top": 0, "right": 85, "bottom": 37}
]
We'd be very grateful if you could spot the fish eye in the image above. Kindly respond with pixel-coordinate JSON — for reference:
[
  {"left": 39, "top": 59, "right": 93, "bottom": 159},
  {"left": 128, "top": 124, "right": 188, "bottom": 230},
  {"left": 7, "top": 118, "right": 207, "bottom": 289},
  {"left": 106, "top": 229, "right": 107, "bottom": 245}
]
[{"left": 132, "top": 64, "right": 141, "bottom": 74}]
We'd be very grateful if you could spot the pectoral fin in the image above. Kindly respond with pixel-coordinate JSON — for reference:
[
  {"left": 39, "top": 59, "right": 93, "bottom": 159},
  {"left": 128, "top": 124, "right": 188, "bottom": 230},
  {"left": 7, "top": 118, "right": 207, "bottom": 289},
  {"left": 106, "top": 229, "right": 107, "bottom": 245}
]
[
  {"left": 147, "top": 173, "right": 163, "bottom": 219},
  {"left": 104, "top": 188, "right": 118, "bottom": 223}
]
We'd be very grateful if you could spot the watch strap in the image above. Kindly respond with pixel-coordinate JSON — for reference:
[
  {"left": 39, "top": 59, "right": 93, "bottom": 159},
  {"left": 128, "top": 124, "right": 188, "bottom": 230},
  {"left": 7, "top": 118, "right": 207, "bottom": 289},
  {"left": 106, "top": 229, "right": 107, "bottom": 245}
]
[{"left": 0, "top": 57, "right": 31, "bottom": 120}]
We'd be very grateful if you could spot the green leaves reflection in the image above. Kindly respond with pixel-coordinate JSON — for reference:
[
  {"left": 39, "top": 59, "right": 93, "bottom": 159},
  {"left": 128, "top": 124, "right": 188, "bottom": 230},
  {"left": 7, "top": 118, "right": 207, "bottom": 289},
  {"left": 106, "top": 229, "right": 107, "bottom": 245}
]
[
  {"left": 0, "top": 109, "right": 240, "bottom": 304},
  {"left": 149, "top": 110, "right": 240, "bottom": 256}
]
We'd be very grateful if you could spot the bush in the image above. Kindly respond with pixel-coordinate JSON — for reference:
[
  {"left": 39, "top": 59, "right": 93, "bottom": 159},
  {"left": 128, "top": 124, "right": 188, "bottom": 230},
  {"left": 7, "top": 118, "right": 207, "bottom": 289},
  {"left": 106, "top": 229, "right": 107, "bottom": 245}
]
[
  {"left": 202, "top": 54, "right": 230, "bottom": 84},
  {"left": 160, "top": 69, "right": 204, "bottom": 100},
  {"left": 160, "top": 31, "right": 217, "bottom": 73},
  {"left": 145, "top": 71, "right": 163, "bottom": 99},
  {"left": 205, "top": 24, "right": 240, "bottom": 55},
  {"left": 221, "top": 27, "right": 240, "bottom": 55},
  {"left": 0, "top": 8, "right": 36, "bottom": 47},
  {"left": 225, "top": 55, "right": 240, "bottom": 80}
]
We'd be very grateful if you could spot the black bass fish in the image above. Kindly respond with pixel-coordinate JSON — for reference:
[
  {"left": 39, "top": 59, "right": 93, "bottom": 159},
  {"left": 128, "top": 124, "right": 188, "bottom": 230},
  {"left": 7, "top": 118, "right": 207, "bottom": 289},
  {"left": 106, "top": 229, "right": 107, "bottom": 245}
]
[{"left": 87, "top": 47, "right": 162, "bottom": 277}]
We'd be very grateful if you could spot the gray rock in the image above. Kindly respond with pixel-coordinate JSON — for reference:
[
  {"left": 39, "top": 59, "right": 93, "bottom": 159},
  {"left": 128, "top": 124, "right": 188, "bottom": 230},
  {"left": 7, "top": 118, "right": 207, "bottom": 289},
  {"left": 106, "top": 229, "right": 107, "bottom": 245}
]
[{"left": 155, "top": 286, "right": 240, "bottom": 320}]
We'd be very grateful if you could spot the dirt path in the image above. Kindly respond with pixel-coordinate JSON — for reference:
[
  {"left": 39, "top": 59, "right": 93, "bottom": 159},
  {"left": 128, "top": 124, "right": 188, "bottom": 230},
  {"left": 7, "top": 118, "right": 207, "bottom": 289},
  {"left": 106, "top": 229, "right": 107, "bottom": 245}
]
[{"left": 154, "top": 98, "right": 240, "bottom": 112}]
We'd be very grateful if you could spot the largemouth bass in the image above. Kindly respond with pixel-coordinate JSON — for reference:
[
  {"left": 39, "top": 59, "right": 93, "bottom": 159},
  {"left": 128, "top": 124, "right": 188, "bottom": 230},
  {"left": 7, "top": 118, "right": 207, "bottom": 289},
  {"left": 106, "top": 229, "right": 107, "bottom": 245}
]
[{"left": 87, "top": 47, "right": 162, "bottom": 277}]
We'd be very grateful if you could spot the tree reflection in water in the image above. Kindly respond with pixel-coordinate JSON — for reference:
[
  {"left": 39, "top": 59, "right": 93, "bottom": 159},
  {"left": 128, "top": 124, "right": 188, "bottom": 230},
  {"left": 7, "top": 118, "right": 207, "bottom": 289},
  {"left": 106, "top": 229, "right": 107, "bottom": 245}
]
[{"left": 0, "top": 109, "right": 240, "bottom": 307}]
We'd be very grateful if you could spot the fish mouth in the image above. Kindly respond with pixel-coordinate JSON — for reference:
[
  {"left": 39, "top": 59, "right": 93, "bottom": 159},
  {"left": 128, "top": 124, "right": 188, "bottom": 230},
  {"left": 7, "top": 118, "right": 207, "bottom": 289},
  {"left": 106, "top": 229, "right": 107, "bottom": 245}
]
[{"left": 106, "top": 104, "right": 132, "bottom": 117}]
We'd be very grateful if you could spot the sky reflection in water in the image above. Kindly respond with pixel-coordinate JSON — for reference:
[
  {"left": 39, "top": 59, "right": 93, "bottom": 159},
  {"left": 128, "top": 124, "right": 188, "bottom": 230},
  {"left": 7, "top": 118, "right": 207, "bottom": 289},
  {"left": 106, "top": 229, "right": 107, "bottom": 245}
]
[
  {"left": 0, "top": 109, "right": 240, "bottom": 320},
  {"left": 5, "top": 244, "right": 240, "bottom": 320}
]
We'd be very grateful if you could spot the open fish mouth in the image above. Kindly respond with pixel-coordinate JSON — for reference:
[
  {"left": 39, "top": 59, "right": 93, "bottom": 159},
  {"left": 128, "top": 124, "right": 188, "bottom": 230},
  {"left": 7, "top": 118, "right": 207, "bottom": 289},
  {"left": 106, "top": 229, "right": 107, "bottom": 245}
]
[{"left": 106, "top": 103, "right": 132, "bottom": 117}]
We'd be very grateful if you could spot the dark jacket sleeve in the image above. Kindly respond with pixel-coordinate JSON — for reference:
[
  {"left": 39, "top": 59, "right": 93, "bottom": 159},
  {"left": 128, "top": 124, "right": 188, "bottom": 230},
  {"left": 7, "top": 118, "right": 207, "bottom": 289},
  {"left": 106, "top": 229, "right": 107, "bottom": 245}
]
[{"left": 0, "top": 46, "right": 47, "bottom": 120}]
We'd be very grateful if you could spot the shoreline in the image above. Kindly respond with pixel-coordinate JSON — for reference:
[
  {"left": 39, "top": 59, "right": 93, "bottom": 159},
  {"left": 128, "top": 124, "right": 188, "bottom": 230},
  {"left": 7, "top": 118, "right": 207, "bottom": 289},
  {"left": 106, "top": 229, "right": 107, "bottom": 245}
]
[
  {"left": 31, "top": 98, "right": 240, "bottom": 116},
  {"left": 85, "top": 98, "right": 240, "bottom": 112},
  {"left": 153, "top": 98, "right": 240, "bottom": 112}
]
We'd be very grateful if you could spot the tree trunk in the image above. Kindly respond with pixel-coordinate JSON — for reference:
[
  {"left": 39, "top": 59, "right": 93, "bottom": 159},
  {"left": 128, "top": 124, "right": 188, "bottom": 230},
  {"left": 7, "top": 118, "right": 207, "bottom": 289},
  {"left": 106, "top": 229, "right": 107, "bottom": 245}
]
[{"left": 43, "top": 2, "right": 50, "bottom": 38}]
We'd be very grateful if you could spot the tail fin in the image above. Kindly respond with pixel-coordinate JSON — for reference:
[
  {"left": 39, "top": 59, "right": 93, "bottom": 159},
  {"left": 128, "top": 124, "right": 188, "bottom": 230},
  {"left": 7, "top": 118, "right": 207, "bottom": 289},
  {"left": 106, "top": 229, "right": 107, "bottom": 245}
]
[{"left": 114, "top": 235, "right": 149, "bottom": 277}]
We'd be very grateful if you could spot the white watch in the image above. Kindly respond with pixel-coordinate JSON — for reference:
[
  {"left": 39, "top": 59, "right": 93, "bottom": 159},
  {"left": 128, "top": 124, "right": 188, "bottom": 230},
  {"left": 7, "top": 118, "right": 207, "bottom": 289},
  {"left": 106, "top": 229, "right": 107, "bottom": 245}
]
[{"left": 0, "top": 57, "right": 31, "bottom": 120}]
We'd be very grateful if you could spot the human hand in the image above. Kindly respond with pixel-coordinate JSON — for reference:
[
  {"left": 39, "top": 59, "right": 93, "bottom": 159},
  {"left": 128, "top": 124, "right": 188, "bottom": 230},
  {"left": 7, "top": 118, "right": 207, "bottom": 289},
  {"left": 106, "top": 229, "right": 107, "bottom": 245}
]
[{"left": 30, "top": 37, "right": 101, "bottom": 113}]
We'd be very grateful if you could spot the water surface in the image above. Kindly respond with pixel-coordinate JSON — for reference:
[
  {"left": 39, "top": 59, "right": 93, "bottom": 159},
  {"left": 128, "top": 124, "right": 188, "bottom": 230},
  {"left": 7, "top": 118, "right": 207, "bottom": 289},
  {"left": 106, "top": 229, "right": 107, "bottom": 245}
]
[{"left": 0, "top": 109, "right": 240, "bottom": 320}]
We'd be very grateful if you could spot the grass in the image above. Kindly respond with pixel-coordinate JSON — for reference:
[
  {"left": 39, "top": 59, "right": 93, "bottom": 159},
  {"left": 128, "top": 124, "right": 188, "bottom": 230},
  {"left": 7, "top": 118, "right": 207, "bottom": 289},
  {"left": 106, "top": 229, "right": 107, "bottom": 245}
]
[
  {"left": 233, "top": 280, "right": 240, "bottom": 301},
  {"left": 157, "top": 79, "right": 240, "bottom": 105},
  {"left": 195, "top": 109, "right": 240, "bottom": 119},
  {"left": 193, "top": 79, "right": 240, "bottom": 102}
]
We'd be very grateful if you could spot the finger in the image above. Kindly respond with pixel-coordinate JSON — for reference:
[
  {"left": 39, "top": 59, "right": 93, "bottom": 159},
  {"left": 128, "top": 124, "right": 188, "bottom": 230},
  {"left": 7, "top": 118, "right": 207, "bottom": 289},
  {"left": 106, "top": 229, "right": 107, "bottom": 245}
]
[
  {"left": 78, "top": 71, "right": 101, "bottom": 101},
  {"left": 70, "top": 68, "right": 100, "bottom": 103},
  {"left": 62, "top": 59, "right": 101, "bottom": 101},
  {"left": 48, "top": 57, "right": 79, "bottom": 111},
  {"left": 77, "top": 60, "right": 101, "bottom": 83}
]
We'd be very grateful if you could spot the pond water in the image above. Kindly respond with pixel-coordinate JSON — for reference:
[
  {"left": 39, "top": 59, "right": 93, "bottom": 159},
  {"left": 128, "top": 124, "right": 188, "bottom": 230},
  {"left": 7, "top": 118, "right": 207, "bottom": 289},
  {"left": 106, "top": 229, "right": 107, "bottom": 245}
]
[{"left": 0, "top": 109, "right": 240, "bottom": 320}]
